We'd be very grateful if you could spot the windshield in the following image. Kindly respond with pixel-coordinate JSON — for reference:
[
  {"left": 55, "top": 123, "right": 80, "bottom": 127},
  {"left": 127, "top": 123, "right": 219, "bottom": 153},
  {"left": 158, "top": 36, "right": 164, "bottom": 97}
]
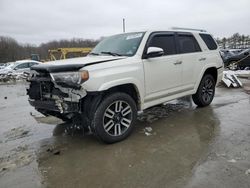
[
  {"left": 90, "top": 32, "right": 145, "bottom": 57},
  {"left": 6, "top": 63, "right": 15, "bottom": 69}
]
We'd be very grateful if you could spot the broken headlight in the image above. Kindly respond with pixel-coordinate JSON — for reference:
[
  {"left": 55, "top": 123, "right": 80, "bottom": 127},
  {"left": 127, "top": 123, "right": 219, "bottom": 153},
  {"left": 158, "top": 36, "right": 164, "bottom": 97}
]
[{"left": 50, "top": 70, "right": 89, "bottom": 87}]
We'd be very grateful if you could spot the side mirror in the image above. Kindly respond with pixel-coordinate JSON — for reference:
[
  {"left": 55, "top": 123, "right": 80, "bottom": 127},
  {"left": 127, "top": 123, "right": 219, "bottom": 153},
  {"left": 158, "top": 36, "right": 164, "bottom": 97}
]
[
  {"left": 244, "top": 52, "right": 249, "bottom": 56},
  {"left": 146, "top": 47, "right": 164, "bottom": 58}
]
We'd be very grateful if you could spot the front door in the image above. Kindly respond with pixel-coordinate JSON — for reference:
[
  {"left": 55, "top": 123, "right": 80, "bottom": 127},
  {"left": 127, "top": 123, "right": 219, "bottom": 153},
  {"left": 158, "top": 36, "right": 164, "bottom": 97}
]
[{"left": 143, "top": 32, "right": 183, "bottom": 101}]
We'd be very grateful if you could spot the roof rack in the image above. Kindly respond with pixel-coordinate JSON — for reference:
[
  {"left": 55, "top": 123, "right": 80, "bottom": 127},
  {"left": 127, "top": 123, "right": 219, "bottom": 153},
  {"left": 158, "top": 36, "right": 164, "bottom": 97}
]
[{"left": 171, "top": 27, "right": 207, "bottom": 32}]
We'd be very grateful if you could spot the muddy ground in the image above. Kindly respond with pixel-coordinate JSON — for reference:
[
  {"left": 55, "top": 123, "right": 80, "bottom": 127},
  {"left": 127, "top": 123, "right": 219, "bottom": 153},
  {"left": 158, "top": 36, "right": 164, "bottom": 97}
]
[{"left": 0, "top": 80, "right": 250, "bottom": 188}]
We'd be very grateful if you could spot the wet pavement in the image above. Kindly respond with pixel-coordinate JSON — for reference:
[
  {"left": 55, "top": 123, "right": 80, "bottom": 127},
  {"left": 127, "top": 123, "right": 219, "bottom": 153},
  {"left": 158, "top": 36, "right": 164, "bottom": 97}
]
[{"left": 0, "top": 81, "right": 250, "bottom": 188}]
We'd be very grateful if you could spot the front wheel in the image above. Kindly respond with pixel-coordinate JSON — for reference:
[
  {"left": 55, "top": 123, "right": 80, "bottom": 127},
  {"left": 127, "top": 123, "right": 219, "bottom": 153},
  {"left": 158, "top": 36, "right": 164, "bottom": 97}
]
[
  {"left": 192, "top": 74, "right": 215, "bottom": 107},
  {"left": 92, "top": 92, "right": 137, "bottom": 144}
]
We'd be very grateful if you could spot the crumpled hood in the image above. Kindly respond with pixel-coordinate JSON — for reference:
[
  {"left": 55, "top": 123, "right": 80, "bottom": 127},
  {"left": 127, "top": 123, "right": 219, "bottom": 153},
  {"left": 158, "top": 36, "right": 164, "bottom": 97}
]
[{"left": 31, "top": 56, "right": 126, "bottom": 73}]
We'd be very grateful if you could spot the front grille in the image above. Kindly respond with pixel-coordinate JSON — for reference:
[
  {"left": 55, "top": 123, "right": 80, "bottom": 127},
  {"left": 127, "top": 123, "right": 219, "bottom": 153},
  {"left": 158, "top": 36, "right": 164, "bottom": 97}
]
[
  {"left": 40, "top": 81, "right": 53, "bottom": 97},
  {"left": 28, "top": 81, "right": 41, "bottom": 100},
  {"left": 28, "top": 71, "right": 79, "bottom": 113},
  {"left": 28, "top": 73, "right": 68, "bottom": 100}
]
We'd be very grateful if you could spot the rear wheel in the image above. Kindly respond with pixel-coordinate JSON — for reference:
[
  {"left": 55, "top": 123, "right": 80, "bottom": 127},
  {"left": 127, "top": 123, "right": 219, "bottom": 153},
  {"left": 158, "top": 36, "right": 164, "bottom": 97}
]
[
  {"left": 192, "top": 74, "right": 215, "bottom": 107},
  {"left": 228, "top": 61, "right": 238, "bottom": 70},
  {"left": 92, "top": 92, "right": 137, "bottom": 143}
]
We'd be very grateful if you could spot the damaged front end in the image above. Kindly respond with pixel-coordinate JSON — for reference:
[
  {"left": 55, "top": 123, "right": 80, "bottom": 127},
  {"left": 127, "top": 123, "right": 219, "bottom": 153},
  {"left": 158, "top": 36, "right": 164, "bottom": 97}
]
[{"left": 27, "top": 66, "right": 89, "bottom": 121}]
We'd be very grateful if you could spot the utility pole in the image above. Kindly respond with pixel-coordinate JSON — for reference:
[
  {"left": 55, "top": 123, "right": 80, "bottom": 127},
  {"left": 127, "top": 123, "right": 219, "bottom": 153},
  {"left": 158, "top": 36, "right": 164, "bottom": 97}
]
[{"left": 123, "top": 18, "right": 125, "bottom": 33}]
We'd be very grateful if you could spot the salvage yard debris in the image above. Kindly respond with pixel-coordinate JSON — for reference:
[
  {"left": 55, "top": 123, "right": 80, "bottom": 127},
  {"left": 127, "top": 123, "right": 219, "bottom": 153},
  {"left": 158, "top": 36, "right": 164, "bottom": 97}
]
[
  {"left": 222, "top": 71, "right": 243, "bottom": 88},
  {"left": 0, "top": 72, "right": 30, "bottom": 83},
  {"left": 47, "top": 148, "right": 61, "bottom": 155},
  {"left": 142, "top": 126, "right": 156, "bottom": 136},
  {"left": 245, "top": 169, "right": 250, "bottom": 175},
  {"left": 145, "top": 127, "right": 153, "bottom": 132},
  {"left": 227, "top": 159, "right": 237, "bottom": 163},
  {"left": 234, "top": 70, "right": 250, "bottom": 78}
]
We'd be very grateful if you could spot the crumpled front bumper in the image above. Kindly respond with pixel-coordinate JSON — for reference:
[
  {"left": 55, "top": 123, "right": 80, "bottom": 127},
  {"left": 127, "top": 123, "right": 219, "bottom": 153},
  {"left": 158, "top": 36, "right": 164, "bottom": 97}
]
[
  {"left": 27, "top": 72, "right": 87, "bottom": 114},
  {"left": 28, "top": 99, "right": 80, "bottom": 113}
]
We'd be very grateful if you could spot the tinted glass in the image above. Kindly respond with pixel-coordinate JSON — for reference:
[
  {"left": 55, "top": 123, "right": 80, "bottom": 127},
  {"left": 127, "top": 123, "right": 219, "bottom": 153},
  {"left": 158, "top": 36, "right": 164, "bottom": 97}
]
[
  {"left": 29, "top": 62, "right": 38, "bottom": 67},
  {"left": 15, "top": 63, "right": 29, "bottom": 69},
  {"left": 177, "top": 34, "right": 201, "bottom": 54},
  {"left": 199, "top": 34, "right": 217, "bottom": 50},
  {"left": 148, "top": 35, "right": 176, "bottom": 55},
  {"left": 91, "top": 32, "right": 145, "bottom": 57}
]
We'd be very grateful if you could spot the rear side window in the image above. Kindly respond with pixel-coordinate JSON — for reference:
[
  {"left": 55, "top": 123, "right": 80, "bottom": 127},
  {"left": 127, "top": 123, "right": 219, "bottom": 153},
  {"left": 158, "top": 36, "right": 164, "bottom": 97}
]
[
  {"left": 177, "top": 34, "right": 201, "bottom": 54},
  {"left": 29, "top": 62, "right": 38, "bottom": 67},
  {"left": 199, "top": 34, "right": 217, "bottom": 50},
  {"left": 148, "top": 35, "right": 177, "bottom": 55}
]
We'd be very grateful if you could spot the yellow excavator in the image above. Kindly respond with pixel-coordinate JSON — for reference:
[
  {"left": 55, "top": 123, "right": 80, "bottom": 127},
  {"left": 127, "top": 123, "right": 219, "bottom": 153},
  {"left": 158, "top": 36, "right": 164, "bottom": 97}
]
[{"left": 48, "top": 47, "right": 92, "bottom": 61}]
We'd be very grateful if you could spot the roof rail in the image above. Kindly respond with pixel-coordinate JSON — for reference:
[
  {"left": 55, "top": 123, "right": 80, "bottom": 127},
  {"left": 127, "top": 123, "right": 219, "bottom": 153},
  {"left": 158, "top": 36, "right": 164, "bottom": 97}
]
[{"left": 171, "top": 27, "right": 207, "bottom": 32}]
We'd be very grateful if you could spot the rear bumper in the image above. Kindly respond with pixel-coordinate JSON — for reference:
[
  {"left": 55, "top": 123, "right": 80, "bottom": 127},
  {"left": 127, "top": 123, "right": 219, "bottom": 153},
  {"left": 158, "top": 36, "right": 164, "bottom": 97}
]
[{"left": 217, "top": 66, "right": 224, "bottom": 85}]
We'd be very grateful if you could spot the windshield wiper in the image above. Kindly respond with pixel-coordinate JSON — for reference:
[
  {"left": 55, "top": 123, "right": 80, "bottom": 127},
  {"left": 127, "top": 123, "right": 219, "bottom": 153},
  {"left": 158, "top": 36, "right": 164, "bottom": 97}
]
[
  {"left": 89, "top": 52, "right": 100, "bottom": 56},
  {"left": 100, "top": 51, "right": 122, "bottom": 56}
]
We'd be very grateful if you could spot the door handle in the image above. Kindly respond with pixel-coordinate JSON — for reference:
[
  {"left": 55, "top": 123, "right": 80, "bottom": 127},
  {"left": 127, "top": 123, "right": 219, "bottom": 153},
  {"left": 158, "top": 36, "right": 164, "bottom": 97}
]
[
  {"left": 199, "top": 57, "right": 206, "bottom": 61},
  {"left": 174, "top": 60, "right": 182, "bottom": 65}
]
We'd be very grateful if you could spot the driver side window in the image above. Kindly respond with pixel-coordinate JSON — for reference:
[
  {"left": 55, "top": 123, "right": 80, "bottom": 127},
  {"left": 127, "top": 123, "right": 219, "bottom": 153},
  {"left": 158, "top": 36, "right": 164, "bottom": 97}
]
[{"left": 148, "top": 34, "right": 177, "bottom": 56}]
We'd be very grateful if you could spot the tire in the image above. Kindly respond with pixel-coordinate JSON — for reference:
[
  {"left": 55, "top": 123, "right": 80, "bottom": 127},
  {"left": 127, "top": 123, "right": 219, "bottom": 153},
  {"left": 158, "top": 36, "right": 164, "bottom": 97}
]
[
  {"left": 192, "top": 74, "right": 215, "bottom": 107},
  {"left": 91, "top": 92, "right": 137, "bottom": 144}
]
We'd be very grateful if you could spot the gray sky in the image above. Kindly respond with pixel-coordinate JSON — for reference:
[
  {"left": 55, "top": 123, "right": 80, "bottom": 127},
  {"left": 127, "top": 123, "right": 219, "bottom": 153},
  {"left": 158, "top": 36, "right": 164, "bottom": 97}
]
[{"left": 0, "top": 0, "right": 249, "bottom": 45}]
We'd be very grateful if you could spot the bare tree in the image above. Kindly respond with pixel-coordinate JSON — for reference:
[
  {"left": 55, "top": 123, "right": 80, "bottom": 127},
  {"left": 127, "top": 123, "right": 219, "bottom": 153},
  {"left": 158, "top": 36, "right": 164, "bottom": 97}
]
[
  {"left": 0, "top": 36, "right": 99, "bottom": 64},
  {"left": 217, "top": 33, "right": 250, "bottom": 49}
]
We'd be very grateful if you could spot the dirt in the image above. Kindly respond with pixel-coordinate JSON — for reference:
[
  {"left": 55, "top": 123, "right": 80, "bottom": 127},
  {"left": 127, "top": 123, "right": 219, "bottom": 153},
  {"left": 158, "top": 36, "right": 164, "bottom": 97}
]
[
  {"left": 0, "top": 80, "right": 250, "bottom": 188},
  {"left": 240, "top": 78, "right": 250, "bottom": 94},
  {"left": 4, "top": 126, "right": 31, "bottom": 142},
  {"left": 0, "top": 145, "right": 34, "bottom": 174}
]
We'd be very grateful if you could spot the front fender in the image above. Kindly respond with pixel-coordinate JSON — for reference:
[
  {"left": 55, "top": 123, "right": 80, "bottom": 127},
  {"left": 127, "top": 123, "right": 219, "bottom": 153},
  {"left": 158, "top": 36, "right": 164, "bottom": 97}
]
[
  {"left": 98, "top": 77, "right": 140, "bottom": 90},
  {"left": 98, "top": 77, "right": 144, "bottom": 101},
  {"left": 82, "top": 60, "right": 145, "bottom": 103}
]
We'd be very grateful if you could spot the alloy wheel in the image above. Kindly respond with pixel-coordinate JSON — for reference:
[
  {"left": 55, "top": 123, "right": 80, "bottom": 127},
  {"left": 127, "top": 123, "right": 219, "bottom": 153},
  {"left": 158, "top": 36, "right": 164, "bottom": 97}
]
[
  {"left": 201, "top": 78, "right": 214, "bottom": 103},
  {"left": 103, "top": 100, "right": 132, "bottom": 136},
  {"left": 228, "top": 61, "right": 238, "bottom": 70}
]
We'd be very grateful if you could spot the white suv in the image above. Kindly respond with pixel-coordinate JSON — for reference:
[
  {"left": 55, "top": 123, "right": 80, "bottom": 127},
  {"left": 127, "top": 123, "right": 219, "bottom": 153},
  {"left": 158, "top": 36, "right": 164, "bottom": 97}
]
[{"left": 27, "top": 29, "right": 223, "bottom": 143}]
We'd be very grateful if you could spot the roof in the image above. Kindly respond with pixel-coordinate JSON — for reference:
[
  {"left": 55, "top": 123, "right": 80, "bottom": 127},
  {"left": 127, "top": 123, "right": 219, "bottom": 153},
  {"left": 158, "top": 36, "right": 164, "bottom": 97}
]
[
  {"left": 15, "top": 59, "right": 40, "bottom": 64},
  {"left": 126, "top": 28, "right": 209, "bottom": 34}
]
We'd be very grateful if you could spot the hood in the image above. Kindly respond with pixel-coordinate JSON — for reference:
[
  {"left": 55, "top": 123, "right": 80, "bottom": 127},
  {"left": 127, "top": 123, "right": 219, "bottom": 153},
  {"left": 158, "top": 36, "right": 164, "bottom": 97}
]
[{"left": 31, "top": 56, "right": 126, "bottom": 73}]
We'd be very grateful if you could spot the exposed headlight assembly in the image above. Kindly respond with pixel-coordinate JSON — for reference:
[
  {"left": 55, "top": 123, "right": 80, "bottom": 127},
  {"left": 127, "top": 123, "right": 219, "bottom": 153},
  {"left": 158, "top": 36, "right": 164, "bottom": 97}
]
[{"left": 50, "top": 70, "right": 89, "bottom": 88}]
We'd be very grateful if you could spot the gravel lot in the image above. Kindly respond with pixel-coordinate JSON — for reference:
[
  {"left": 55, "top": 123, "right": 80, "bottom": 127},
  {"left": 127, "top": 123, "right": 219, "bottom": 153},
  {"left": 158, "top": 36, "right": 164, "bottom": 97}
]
[{"left": 0, "top": 80, "right": 250, "bottom": 188}]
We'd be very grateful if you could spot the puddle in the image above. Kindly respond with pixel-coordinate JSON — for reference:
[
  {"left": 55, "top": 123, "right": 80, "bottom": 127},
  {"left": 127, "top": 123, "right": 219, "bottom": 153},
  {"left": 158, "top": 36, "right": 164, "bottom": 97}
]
[
  {"left": 1, "top": 83, "right": 250, "bottom": 188},
  {"left": 35, "top": 101, "right": 219, "bottom": 188}
]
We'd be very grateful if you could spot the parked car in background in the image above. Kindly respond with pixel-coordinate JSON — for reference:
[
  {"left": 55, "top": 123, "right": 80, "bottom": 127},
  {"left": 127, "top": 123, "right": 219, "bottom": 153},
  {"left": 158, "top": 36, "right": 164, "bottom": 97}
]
[
  {"left": 220, "top": 49, "right": 241, "bottom": 62},
  {"left": 0, "top": 60, "right": 40, "bottom": 75},
  {"left": 0, "top": 62, "right": 11, "bottom": 69},
  {"left": 224, "top": 48, "right": 250, "bottom": 70}
]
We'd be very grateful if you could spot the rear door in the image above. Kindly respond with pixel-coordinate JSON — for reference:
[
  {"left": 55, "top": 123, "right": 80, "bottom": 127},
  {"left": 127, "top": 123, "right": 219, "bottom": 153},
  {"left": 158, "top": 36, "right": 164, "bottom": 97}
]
[{"left": 176, "top": 33, "right": 202, "bottom": 89}]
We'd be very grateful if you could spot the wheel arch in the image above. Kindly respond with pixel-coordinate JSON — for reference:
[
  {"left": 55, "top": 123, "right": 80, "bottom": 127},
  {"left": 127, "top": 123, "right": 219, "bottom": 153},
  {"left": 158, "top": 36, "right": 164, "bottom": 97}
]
[
  {"left": 194, "top": 66, "right": 218, "bottom": 93},
  {"left": 204, "top": 67, "right": 218, "bottom": 83},
  {"left": 102, "top": 83, "right": 142, "bottom": 111}
]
